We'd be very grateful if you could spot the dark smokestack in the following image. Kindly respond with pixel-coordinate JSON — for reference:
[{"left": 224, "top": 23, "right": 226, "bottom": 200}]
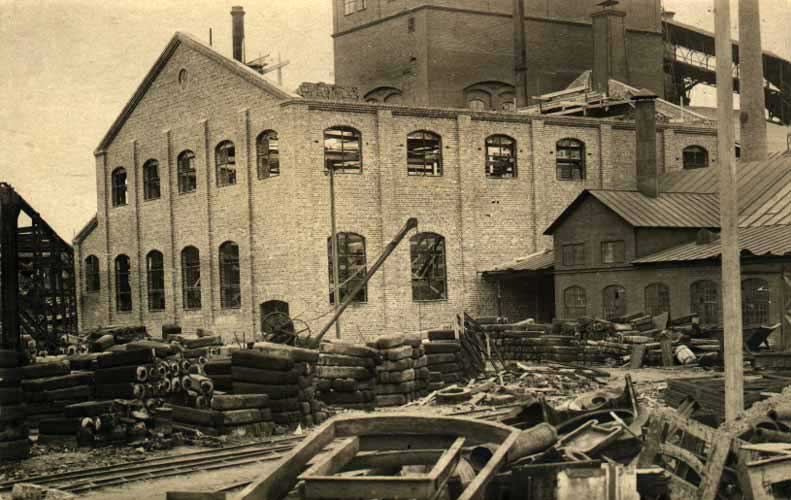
[
  {"left": 633, "top": 89, "right": 658, "bottom": 198},
  {"left": 513, "top": 0, "right": 528, "bottom": 107},
  {"left": 231, "top": 6, "right": 245, "bottom": 63},
  {"left": 591, "top": 7, "right": 628, "bottom": 94}
]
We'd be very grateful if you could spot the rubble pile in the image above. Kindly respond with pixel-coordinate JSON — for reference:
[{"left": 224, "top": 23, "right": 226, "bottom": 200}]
[
  {"left": 316, "top": 341, "right": 378, "bottom": 411},
  {"left": 0, "top": 349, "right": 29, "bottom": 460},
  {"left": 231, "top": 343, "right": 326, "bottom": 428},
  {"left": 373, "top": 335, "right": 421, "bottom": 407}
]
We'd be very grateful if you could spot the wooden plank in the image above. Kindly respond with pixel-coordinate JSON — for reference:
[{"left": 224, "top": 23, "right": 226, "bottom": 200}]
[
  {"left": 299, "top": 437, "right": 359, "bottom": 479},
  {"left": 428, "top": 437, "right": 464, "bottom": 491},
  {"left": 458, "top": 431, "right": 519, "bottom": 500},
  {"left": 333, "top": 413, "right": 513, "bottom": 445},
  {"left": 236, "top": 419, "right": 336, "bottom": 500},
  {"left": 359, "top": 434, "right": 457, "bottom": 452},
  {"left": 302, "top": 477, "right": 431, "bottom": 500},
  {"left": 630, "top": 345, "right": 646, "bottom": 369},
  {"left": 166, "top": 493, "right": 226, "bottom": 500},
  {"left": 346, "top": 450, "right": 445, "bottom": 470}
]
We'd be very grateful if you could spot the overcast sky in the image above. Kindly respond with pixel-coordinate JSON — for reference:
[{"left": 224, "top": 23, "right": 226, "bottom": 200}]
[{"left": 1, "top": 0, "right": 789, "bottom": 238}]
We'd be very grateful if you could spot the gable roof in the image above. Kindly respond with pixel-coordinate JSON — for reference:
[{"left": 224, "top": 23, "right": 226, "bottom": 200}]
[
  {"left": 543, "top": 190, "right": 721, "bottom": 235},
  {"left": 73, "top": 214, "right": 98, "bottom": 246},
  {"left": 95, "top": 32, "right": 299, "bottom": 154}
]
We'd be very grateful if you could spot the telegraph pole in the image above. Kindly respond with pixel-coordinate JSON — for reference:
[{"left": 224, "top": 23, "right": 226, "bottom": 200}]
[{"left": 715, "top": 0, "right": 744, "bottom": 422}]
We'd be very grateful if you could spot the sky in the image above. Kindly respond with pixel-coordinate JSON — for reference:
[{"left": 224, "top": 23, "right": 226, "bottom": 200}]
[{"left": 1, "top": 0, "right": 790, "bottom": 239}]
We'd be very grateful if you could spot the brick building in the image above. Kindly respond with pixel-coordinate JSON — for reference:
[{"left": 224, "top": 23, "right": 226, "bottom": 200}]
[
  {"left": 332, "top": 0, "right": 666, "bottom": 108},
  {"left": 73, "top": 29, "right": 719, "bottom": 341}
]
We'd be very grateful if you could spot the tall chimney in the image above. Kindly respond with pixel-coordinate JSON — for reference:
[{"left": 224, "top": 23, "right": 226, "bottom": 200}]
[
  {"left": 591, "top": 8, "right": 629, "bottom": 94},
  {"left": 633, "top": 90, "right": 658, "bottom": 198},
  {"left": 231, "top": 6, "right": 245, "bottom": 63},
  {"left": 738, "top": 0, "right": 768, "bottom": 161}
]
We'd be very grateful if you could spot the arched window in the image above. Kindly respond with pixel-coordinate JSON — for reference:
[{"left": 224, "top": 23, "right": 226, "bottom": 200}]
[
  {"left": 327, "top": 233, "right": 367, "bottom": 304},
  {"left": 564, "top": 286, "right": 587, "bottom": 318},
  {"left": 410, "top": 233, "right": 447, "bottom": 301},
  {"left": 143, "top": 159, "right": 161, "bottom": 200},
  {"left": 181, "top": 246, "right": 201, "bottom": 310},
  {"left": 114, "top": 255, "right": 132, "bottom": 312},
  {"left": 690, "top": 280, "right": 720, "bottom": 325},
  {"left": 742, "top": 278, "right": 770, "bottom": 326},
  {"left": 112, "top": 167, "right": 128, "bottom": 207},
  {"left": 407, "top": 131, "right": 442, "bottom": 176},
  {"left": 485, "top": 135, "right": 517, "bottom": 178},
  {"left": 84, "top": 255, "right": 100, "bottom": 292},
  {"left": 324, "top": 127, "right": 362, "bottom": 173},
  {"left": 645, "top": 283, "right": 670, "bottom": 316},
  {"left": 468, "top": 99, "right": 487, "bottom": 111},
  {"left": 556, "top": 139, "right": 586, "bottom": 180},
  {"left": 256, "top": 131, "right": 280, "bottom": 179},
  {"left": 219, "top": 241, "right": 241, "bottom": 309},
  {"left": 602, "top": 285, "right": 626, "bottom": 320},
  {"left": 177, "top": 150, "right": 197, "bottom": 194},
  {"left": 683, "top": 145, "right": 709, "bottom": 169},
  {"left": 146, "top": 250, "right": 165, "bottom": 311},
  {"left": 215, "top": 140, "right": 237, "bottom": 187}
]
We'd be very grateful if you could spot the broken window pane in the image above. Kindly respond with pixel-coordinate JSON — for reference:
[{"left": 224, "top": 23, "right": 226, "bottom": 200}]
[
  {"left": 556, "top": 138, "right": 585, "bottom": 180},
  {"left": 324, "top": 127, "right": 362, "bottom": 174},
  {"left": 328, "top": 232, "right": 367, "bottom": 304},
  {"left": 215, "top": 141, "right": 237, "bottom": 187},
  {"left": 410, "top": 232, "right": 447, "bottom": 301},
  {"left": 407, "top": 131, "right": 442, "bottom": 176},
  {"left": 485, "top": 135, "right": 517, "bottom": 178},
  {"left": 178, "top": 150, "right": 197, "bottom": 194},
  {"left": 146, "top": 250, "right": 165, "bottom": 311},
  {"left": 181, "top": 246, "right": 201, "bottom": 310},
  {"left": 690, "top": 280, "right": 720, "bottom": 325},
  {"left": 143, "top": 159, "right": 161, "bottom": 200},
  {"left": 602, "top": 285, "right": 626, "bottom": 320},
  {"left": 644, "top": 283, "right": 670, "bottom": 316},
  {"left": 257, "top": 130, "right": 280, "bottom": 179},
  {"left": 219, "top": 241, "right": 241, "bottom": 309},
  {"left": 114, "top": 254, "right": 132, "bottom": 312},
  {"left": 742, "top": 278, "right": 770, "bottom": 326},
  {"left": 564, "top": 286, "right": 587, "bottom": 318}
]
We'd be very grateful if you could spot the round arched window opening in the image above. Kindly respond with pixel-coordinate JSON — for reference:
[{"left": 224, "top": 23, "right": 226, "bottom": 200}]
[{"left": 178, "top": 69, "right": 189, "bottom": 89}]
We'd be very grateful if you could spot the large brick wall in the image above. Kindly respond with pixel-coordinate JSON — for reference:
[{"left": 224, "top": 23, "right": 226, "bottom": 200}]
[
  {"left": 76, "top": 39, "right": 718, "bottom": 341},
  {"left": 333, "top": 1, "right": 665, "bottom": 108}
]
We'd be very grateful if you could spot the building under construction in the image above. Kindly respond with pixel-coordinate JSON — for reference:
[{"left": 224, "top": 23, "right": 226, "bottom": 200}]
[{"left": 0, "top": 183, "right": 78, "bottom": 353}]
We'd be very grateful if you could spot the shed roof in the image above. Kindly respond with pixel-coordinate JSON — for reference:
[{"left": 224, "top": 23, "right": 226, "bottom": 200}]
[
  {"left": 482, "top": 249, "right": 554, "bottom": 275},
  {"left": 633, "top": 225, "right": 791, "bottom": 264}
]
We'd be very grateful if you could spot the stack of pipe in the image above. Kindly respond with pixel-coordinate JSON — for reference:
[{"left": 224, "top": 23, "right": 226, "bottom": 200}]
[
  {"left": 316, "top": 341, "right": 378, "bottom": 411},
  {"left": 374, "top": 335, "right": 419, "bottom": 407},
  {"left": 0, "top": 349, "right": 29, "bottom": 460},
  {"left": 423, "top": 339, "right": 464, "bottom": 388},
  {"left": 170, "top": 394, "right": 273, "bottom": 437},
  {"left": 204, "top": 356, "right": 232, "bottom": 392}
]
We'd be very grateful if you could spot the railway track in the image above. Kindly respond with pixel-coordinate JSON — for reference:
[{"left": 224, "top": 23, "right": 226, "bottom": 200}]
[{"left": 2, "top": 404, "right": 522, "bottom": 494}]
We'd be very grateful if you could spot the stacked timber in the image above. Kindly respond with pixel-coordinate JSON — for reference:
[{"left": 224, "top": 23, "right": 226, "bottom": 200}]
[
  {"left": 232, "top": 343, "right": 325, "bottom": 428},
  {"left": 22, "top": 360, "right": 94, "bottom": 442},
  {"left": 170, "top": 394, "right": 273, "bottom": 437},
  {"left": 374, "top": 335, "right": 418, "bottom": 407},
  {"left": 411, "top": 335, "right": 430, "bottom": 397},
  {"left": 168, "top": 335, "right": 224, "bottom": 361},
  {"left": 204, "top": 356, "right": 232, "bottom": 392},
  {"left": 316, "top": 341, "right": 378, "bottom": 411},
  {"left": 0, "top": 349, "right": 29, "bottom": 460},
  {"left": 423, "top": 339, "right": 464, "bottom": 388}
]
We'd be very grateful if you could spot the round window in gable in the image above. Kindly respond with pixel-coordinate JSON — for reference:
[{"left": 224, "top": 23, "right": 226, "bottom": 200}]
[{"left": 178, "top": 68, "right": 189, "bottom": 89}]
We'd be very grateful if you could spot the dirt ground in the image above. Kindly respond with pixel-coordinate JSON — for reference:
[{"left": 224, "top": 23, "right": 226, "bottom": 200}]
[{"left": 6, "top": 364, "right": 717, "bottom": 499}]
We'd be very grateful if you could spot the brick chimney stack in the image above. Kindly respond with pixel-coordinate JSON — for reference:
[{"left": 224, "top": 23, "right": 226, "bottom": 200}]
[
  {"left": 633, "top": 89, "right": 658, "bottom": 198},
  {"left": 231, "top": 6, "right": 245, "bottom": 63},
  {"left": 591, "top": 8, "right": 629, "bottom": 94}
]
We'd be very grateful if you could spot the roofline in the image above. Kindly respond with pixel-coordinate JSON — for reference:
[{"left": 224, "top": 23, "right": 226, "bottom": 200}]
[
  {"left": 94, "top": 32, "right": 298, "bottom": 155},
  {"left": 73, "top": 215, "right": 98, "bottom": 246}
]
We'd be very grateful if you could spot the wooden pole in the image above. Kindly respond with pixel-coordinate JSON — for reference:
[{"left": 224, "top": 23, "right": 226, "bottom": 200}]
[
  {"left": 715, "top": 0, "right": 744, "bottom": 422},
  {"left": 513, "top": 0, "right": 529, "bottom": 108},
  {"left": 329, "top": 166, "right": 342, "bottom": 339}
]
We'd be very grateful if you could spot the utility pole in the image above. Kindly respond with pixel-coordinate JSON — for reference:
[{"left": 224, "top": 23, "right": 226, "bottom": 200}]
[
  {"left": 328, "top": 166, "right": 342, "bottom": 339},
  {"left": 739, "top": 0, "right": 768, "bottom": 161},
  {"left": 513, "top": 0, "right": 529, "bottom": 108},
  {"left": 715, "top": 0, "right": 744, "bottom": 422}
]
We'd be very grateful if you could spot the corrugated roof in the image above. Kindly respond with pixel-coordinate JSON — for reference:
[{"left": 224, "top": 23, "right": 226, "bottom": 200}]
[
  {"left": 483, "top": 249, "right": 554, "bottom": 274},
  {"left": 633, "top": 225, "right": 791, "bottom": 264},
  {"left": 588, "top": 190, "right": 721, "bottom": 228},
  {"left": 658, "top": 156, "right": 791, "bottom": 227}
]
